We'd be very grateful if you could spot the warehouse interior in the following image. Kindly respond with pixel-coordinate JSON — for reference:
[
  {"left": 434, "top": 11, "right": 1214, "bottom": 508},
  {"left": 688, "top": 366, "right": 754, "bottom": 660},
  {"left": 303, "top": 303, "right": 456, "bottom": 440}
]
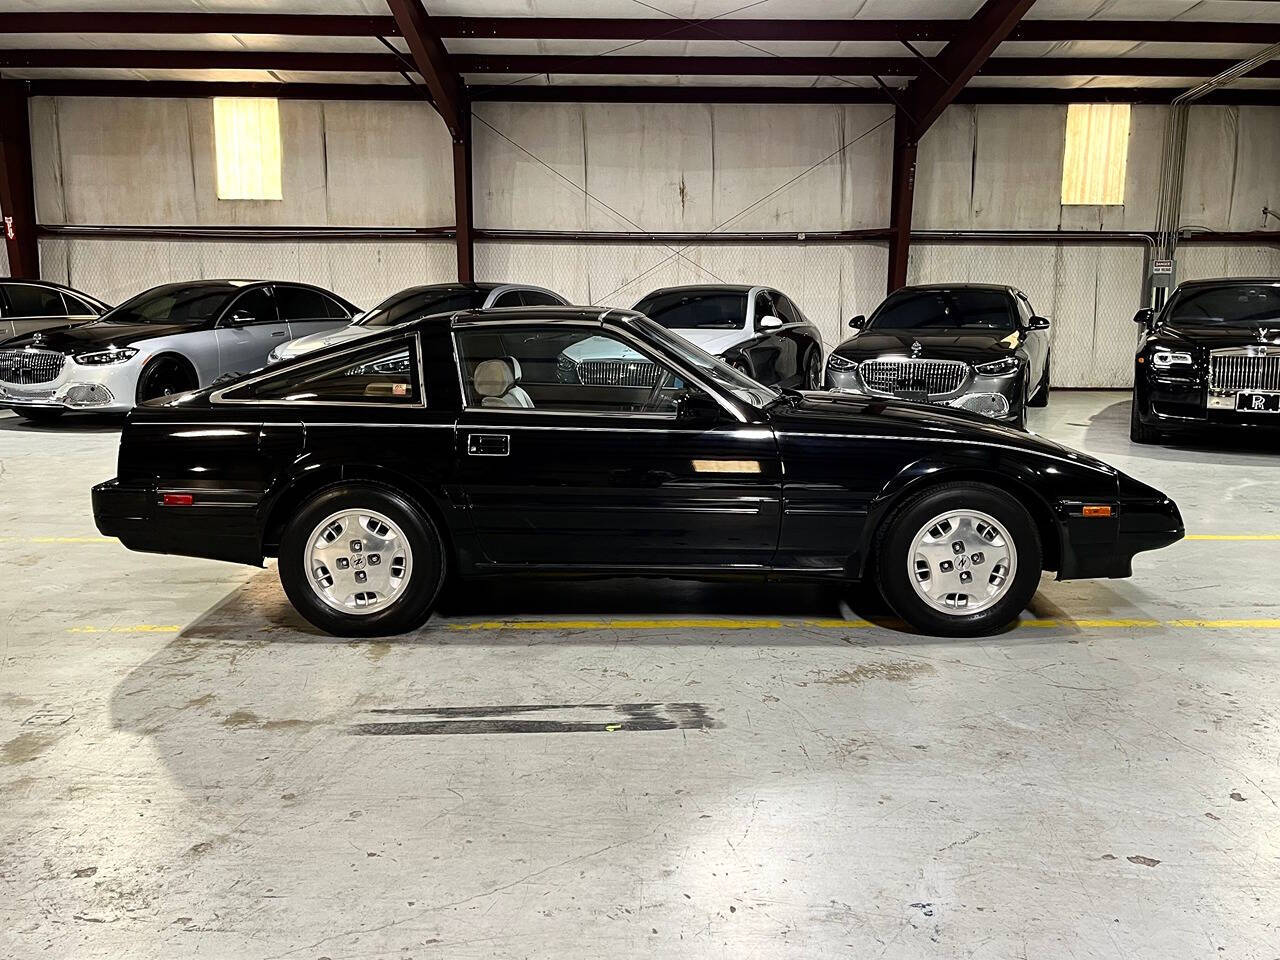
[{"left": 2, "top": 2, "right": 1280, "bottom": 958}]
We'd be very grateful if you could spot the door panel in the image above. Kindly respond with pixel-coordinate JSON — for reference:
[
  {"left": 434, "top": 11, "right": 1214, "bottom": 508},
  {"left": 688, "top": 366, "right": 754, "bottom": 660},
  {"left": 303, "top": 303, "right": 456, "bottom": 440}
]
[
  {"left": 456, "top": 412, "right": 782, "bottom": 568},
  {"left": 214, "top": 286, "right": 287, "bottom": 377}
]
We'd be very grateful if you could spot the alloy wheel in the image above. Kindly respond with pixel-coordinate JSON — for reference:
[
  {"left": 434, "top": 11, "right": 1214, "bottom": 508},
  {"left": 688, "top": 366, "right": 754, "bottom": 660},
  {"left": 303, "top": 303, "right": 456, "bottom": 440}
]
[
  {"left": 305, "top": 508, "right": 414, "bottom": 615},
  {"left": 907, "top": 509, "right": 1017, "bottom": 615}
]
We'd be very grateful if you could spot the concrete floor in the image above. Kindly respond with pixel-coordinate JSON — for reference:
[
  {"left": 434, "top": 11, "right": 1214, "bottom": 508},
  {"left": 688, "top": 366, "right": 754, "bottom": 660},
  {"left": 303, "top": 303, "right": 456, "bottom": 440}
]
[{"left": 2, "top": 391, "right": 1279, "bottom": 959}]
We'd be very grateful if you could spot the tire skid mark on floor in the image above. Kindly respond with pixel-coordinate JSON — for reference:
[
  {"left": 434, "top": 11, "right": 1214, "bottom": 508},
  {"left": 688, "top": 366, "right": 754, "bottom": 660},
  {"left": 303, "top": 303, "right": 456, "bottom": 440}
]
[{"left": 350, "top": 702, "right": 720, "bottom": 736}]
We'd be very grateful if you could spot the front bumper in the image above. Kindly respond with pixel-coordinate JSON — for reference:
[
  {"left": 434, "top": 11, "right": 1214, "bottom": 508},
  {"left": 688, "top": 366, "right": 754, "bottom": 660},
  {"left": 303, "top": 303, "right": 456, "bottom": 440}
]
[
  {"left": 93, "top": 478, "right": 264, "bottom": 565},
  {"left": 1054, "top": 490, "right": 1184, "bottom": 580},
  {"left": 1, "top": 355, "right": 140, "bottom": 413},
  {"left": 826, "top": 365, "right": 1023, "bottom": 422},
  {"left": 1139, "top": 369, "right": 1280, "bottom": 431}
]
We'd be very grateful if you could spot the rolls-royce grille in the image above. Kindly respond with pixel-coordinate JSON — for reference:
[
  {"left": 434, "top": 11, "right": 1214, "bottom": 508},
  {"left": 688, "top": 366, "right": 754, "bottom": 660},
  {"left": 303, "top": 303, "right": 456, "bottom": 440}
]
[
  {"left": 1209, "top": 352, "right": 1280, "bottom": 392},
  {"left": 860, "top": 359, "right": 968, "bottom": 398},
  {"left": 0, "top": 349, "right": 65, "bottom": 385},
  {"left": 575, "top": 359, "right": 663, "bottom": 388}
]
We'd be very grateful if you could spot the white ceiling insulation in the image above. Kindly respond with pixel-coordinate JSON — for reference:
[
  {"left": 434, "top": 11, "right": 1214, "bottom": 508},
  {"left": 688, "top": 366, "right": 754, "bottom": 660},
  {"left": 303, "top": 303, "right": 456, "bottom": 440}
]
[{"left": 0, "top": 0, "right": 1278, "bottom": 92}]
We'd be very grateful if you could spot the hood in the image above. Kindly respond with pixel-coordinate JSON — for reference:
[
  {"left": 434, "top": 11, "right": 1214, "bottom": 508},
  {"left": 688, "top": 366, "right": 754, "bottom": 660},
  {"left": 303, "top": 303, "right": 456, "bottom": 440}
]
[
  {"left": 1153, "top": 321, "right": 1280, "bottom": 349},
  {"left": 668, "top": 327, "right": 753, "bottom": 356},
  {"left": 832, "top": 328, "right": 1023, "bottom": 363},
  {"left": 769, "top": 391, "right": 1117, "bottom": 477},
  {"left": 1, "top": 319, "right": 192, "bottom": 353},
  {"left": 272, "top": 324, "right": 374, "bottom": 361}
]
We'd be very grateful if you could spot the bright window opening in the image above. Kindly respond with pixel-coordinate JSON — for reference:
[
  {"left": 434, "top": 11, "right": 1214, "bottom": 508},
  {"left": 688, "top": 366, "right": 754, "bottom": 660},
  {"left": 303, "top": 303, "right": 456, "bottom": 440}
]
[
  {"left": 213, "top": 97, "right": 283, "bottom": 201},
  {"left": 1061, "top": 103, "right": 1130, "bottom": 206}
]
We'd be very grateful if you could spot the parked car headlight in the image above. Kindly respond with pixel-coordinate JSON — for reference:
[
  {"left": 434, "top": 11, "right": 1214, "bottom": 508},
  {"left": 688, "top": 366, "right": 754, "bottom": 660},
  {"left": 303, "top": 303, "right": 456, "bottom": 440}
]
[
  {"left": 73, "top": 347, "right": 138, "bottom": 365},
  {"left": 267, "top": 344, "right": 287, "bottom": 364},
  {"left": 1150, "top": 349, "right": 1193, "bottom": 368},
  {"left": 975, "top": 357, "right": 1021, "bottom": 377},
  {"left": 827, "top": 354, "right": 858, "bottom": 371}
]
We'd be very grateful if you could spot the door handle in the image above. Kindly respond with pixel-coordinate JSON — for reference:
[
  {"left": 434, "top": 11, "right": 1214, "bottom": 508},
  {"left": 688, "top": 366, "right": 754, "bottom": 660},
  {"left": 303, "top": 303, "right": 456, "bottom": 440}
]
[
  {"left": 467, "top": 433, "right": 510, "bottom": 456},
  {"left": 270, "top": 330, "right": 287, "bottom": 337}
]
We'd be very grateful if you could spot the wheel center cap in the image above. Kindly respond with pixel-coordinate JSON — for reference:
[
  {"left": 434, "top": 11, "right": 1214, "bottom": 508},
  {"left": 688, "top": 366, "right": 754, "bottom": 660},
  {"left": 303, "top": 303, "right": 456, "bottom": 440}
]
[
  {"left": 955, "top": 555, "right": 969, "bottom": 571},
  {"left": 352, "top": 555, "right": 365, "bottom": 569}
]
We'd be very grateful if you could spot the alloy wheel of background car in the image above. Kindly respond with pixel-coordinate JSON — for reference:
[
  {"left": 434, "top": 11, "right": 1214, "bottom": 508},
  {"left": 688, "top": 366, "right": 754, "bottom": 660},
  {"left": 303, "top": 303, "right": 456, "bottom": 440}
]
[
  {"left": 806, "top": 350, "right": 822, "bottom": 389},
  {"left": 136, "top": 357, "right": 195, "bottom": 404},
  {"left": 1029, "top": 352, "right": 1050, "bottom": 407},
  {"left": 279, "top": 484, "right": 445, "bottom": 637},
  {"left": 876, "top": 482, "right": 1041, "bottom": 637}
]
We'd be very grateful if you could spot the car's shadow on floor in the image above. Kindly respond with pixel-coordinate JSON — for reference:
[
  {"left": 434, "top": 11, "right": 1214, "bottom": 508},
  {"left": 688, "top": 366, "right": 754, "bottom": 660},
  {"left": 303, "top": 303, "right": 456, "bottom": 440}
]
[
  {"left": 0, "top": 411, "right": 125, "bottom": 433},
  {"left": 1082, "top": 399, "right": 1280, "bottom": 461}
]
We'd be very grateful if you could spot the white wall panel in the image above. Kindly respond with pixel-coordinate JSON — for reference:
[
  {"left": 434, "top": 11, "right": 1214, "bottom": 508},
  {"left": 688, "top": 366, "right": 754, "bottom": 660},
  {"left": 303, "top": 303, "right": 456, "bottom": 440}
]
[
  {"left": 1177, "top": 244, "right": 1280, "bottom": 282},
  {"left": 1229, "top": 107, "right": 1280, "bottom": 231},
  {"left": 971, "top": 105, "right": 1068, "bottom": 229},
  {"left": 31, "top": 96, "right": 454, "bottom": 228},
  {"left": 474, "top": 103, "right": 588, "bottom": 230}
]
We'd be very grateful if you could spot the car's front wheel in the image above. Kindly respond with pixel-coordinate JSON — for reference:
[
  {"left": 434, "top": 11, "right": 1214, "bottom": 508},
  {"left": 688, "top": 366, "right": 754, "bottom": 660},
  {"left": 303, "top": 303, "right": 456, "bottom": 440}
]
[
  {"left": 804, "top": 348, "right": 822, "bottom": 389},
  {"left": 876, "top": 482, "right": 1042, "bottom": 637},
  {"left": 278, "top": 484, "right": 446, "bottom": 637},
  {"left": 136, "top": 356, "right": 196, "bottom": 404},
  {"left": 1129, "top": 394, "right": 1162, "bottom": 444}
]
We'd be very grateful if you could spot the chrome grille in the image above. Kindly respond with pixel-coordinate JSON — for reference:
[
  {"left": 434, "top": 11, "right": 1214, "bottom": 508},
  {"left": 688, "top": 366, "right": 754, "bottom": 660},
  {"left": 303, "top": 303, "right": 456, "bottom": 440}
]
[
  {"left": 575, "top": 359, "right": 663, "bottom": 387},
  {"left": 0, "top": 349, "right": 66, "bottom": 385},
  {"left": 1210, "top": 351, "right": 1280, "bottom": 392},
  {"left": 859, "top": 358, "right": 968, "bottom": 398}
]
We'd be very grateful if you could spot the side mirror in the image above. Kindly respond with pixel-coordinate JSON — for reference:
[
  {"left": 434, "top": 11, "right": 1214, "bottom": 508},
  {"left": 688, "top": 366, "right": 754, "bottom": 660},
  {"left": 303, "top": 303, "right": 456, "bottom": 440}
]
[
  {"left": 1132, "top": 307, "right": 1155, "bottom": 329},
  {"left": 1027, "top": 315, "right": 1051, "bottom": 330},
  {"left": 675, "top": 389, "right": 721, "bottom": 423},
  {"left": 758, "top": 315, "right": 784, "bottom": 330},
  {"left": 227, "top": 309, "right": 257, "bottom": 326},
  {"left": 847, "top": 315, "right": 866, "bottom": 330}
]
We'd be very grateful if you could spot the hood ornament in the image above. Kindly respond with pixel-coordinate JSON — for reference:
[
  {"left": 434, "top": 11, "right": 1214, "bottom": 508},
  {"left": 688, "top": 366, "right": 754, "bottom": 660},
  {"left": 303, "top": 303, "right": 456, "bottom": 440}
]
[
  {"left": 1258, "top": 328, "right": 1278, "bottom": 344},
  {"left": 910, "top": 340, "right": 924, "bottom": 357}
]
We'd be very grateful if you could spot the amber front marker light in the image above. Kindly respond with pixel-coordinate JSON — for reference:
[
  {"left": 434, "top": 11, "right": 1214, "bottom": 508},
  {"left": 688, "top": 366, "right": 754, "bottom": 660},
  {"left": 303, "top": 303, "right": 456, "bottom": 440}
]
[{"left": 1082, "top": 505, "right": 1113, "bottom": 518}]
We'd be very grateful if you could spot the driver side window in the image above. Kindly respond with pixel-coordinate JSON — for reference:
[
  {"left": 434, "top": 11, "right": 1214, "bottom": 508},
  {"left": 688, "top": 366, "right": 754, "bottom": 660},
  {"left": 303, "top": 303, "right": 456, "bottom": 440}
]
[
  {"left": 456, "top": 326, "right": 688, "bottom": 416},
  {"left": 224, "top": 286, "right": 278, "bottom": 326},
  {"left": 753, "top": 292, "right": 776, "bottom": 329}
]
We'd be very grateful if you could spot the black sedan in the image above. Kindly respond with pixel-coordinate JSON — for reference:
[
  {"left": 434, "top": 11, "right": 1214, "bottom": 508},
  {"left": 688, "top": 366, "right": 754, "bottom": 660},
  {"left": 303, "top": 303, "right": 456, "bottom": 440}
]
[
  {"left": 825, "top": 284, "right": 1051, "bottom": 429},
  {"left": 1131, "top": 277, "right": 1280, "bottom": 443},
  {"left": 93, "top": 306, "right": 1181, "bottom": 639}
]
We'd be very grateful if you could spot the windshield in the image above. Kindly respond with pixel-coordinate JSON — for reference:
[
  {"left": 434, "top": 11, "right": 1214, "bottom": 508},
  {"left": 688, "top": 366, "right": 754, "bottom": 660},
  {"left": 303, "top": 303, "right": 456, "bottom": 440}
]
[
  {"left": 634, "top": 317, "right": 779, "bottom": 407},
  {"left": 633, "top": 291, "right": 748, "bottom": 330},
  {"left": 357, "top": 290, "right": 489, "bottom": 328},
  {"left": 1168, "top": 284, "right": 1280, "bottom": 326},
  {"left": 101, "top": 285, "right": 239, "bottom": 325},
  {"left": 869, "top": 289, "right": 1015, "bottom": 332}
]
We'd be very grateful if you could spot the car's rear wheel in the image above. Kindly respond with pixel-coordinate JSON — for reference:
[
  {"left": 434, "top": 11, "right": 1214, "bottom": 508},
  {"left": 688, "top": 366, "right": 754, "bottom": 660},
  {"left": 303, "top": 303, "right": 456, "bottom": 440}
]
[
  {"left": 278, "top": 484, "right": 445, "bottom": 637},
  {"left": 12, "top": 406, "right": 64, "bottom": 424},
  {"left": 136, "top": 356, "right": 195, "bottom": 404},
  {"left": 876, "top": 482, "right": 1041, "bottom": 637}
]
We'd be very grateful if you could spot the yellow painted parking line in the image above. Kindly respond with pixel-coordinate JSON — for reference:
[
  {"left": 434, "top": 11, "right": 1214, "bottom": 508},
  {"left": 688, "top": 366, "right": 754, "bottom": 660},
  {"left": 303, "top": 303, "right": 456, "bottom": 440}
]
[
  {"left": 61, "top": 617, "right": 1280, "bottom": 636},
  {"left": 1184, "top": 534, "right": 1280, "bottom": 541}
]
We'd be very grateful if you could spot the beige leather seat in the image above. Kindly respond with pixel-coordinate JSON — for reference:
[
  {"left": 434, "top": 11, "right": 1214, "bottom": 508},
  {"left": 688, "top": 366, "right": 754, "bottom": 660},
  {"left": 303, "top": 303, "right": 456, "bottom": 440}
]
[{"left": 474, "top": 357, "right": 534, "bottom": 409}]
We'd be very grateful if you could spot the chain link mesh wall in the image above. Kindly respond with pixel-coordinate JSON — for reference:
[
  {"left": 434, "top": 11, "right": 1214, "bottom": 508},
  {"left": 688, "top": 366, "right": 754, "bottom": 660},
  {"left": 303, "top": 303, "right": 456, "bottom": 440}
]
[
  {"left": 1176, "top": 244, "right": 1280, "bottom": 283},
  {"left": 38, "top": 237, "right": 458, "bottom": 313}
]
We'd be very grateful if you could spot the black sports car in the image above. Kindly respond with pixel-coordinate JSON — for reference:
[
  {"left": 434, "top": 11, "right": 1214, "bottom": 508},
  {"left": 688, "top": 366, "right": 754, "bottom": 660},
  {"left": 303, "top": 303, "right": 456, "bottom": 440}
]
[
  {"left": 825, "top": 284, "right": 1051, "bottom": 429},
  {"left": 1131, "top": 277, "right": 1280, "bottom": 443},
  {"left": 92, "top": 306, "right": 1181, "bottom": 639}
]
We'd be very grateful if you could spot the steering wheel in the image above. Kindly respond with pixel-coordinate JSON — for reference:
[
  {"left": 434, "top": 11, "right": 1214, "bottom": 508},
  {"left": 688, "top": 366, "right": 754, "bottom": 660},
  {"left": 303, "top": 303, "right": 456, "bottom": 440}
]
[{"left": 641, "top": 368, "right": 677, "bottom": 413}]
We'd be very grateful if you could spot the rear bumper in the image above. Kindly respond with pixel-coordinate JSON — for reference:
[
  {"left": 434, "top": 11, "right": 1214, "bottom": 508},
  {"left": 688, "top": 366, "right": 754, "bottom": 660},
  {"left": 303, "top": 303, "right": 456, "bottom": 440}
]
[
  {"left": 93, "top": 478, "right": 264, "bottom": 565},
  {"left": 1055, "top": 494, "right": 1184, "bottom": 580}
]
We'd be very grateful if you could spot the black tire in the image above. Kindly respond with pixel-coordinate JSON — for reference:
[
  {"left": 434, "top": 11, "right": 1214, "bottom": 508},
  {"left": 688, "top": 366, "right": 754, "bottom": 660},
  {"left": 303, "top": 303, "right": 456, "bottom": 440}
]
[
  {"left": 804, "top": 348, "right": 823, "bottom": 390},
  {"left": 12, "top": 406, "right": 64, "bottom": 424},
  {"left": 1129, "top": 395, "right": 1161, "bottom": 444},
  {"left": 1010, "top": 401, "right": 1027, "bottom": 430},
  {"left": 278, "top": 484, "right": 446, "bottom": 637},
  {"left": 136, "top": 356, "right": 195, "bottom": 404},
  {"left": 1029, "top": 353, "right": 1050, "bottom": 407},
  {"left": 728, "top": 357, "right": 752, "bottom": 378},
  {"left": 876, "top": 482, "right": 1042, "bottom": 638}
]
